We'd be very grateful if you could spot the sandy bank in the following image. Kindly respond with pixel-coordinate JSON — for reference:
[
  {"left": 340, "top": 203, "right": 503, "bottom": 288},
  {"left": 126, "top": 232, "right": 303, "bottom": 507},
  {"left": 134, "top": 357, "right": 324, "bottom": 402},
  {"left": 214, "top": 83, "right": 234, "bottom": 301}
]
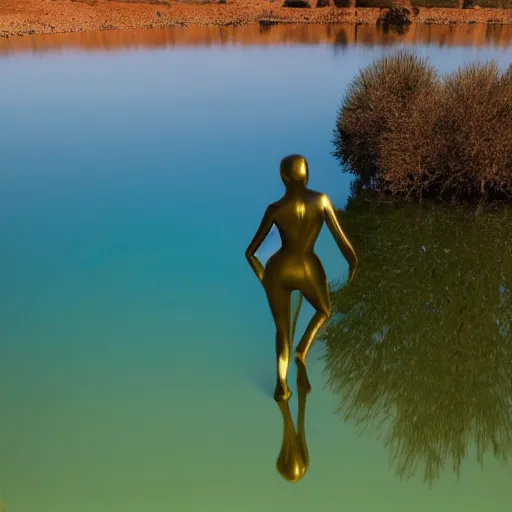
[{"left": 1, "top": 0, "right": 512, "bottom": 38}]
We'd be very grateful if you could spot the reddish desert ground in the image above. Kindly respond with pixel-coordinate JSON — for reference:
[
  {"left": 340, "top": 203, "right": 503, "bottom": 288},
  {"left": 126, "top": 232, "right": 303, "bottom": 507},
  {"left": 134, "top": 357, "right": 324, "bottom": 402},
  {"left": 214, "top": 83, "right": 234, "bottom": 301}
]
[{"left": 2, "top": 0, "right": 512, "bottom": 38}]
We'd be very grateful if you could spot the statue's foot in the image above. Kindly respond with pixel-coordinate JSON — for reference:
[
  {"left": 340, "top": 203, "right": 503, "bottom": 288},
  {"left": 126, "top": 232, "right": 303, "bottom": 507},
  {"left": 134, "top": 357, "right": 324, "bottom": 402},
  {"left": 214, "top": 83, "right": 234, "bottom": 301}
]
[
  {"left": 274, "top": 381, "right": 292, "bottom": 402},
  {"left": 295, "top": 354, "right": 312, "bottom": 393}
]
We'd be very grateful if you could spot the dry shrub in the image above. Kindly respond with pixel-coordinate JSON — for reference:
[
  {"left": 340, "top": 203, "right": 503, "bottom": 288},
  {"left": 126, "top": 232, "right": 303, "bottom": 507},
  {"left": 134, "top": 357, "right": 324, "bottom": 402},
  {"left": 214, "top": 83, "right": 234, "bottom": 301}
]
[
  {"left": 105, "top": 0, "right": 171, "bottom": 7},
  {"left": 316, "top": 0, "right": 332, "bottom": 6},
  {"left": 283, "top": 0, "right": 311, "bottom": 6},
  {"left": 378, "top": 83, "right": 443, "bottom": 198},
  {"left": 378, "top": 4, "right": 413, "bottom": 26},
  {"left": 333, "top": 51, "right": 439, "bottom": 192},
  {"left": 357, "top": 0, "right": 393, "bottom": 6},
  {"left": 434, "top": 62, "right": 512, "bottom": 198},
  {"left": 333, "top": 52, "right": 512, "bottom": 201},
  {"left": 261, "top": 8, "right": 278, "bottom": 17}
]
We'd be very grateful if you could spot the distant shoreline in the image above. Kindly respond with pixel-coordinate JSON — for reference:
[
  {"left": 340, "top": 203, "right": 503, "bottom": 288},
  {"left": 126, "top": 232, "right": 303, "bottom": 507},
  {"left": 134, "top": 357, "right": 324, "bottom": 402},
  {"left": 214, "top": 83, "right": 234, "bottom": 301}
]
[
  {"left": 3, "top": 22, "right": 512, "bottom": 55},
  {"left": 2, "top": 0, "right": 512, "bottom": 39}
]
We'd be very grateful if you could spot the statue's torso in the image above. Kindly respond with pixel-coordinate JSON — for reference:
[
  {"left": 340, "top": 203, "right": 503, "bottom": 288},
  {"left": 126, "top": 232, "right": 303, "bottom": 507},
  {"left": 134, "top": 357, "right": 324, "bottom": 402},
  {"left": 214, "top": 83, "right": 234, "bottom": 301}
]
[{"left": 272, "top": 188, "right": 324, "bottom": 255}]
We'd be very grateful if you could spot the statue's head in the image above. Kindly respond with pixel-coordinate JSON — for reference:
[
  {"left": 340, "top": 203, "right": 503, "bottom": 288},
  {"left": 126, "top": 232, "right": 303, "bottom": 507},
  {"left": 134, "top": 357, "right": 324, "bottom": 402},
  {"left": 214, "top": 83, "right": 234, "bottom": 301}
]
[{"left": 280, "top": 154, "right": 309, "bottom": 188}]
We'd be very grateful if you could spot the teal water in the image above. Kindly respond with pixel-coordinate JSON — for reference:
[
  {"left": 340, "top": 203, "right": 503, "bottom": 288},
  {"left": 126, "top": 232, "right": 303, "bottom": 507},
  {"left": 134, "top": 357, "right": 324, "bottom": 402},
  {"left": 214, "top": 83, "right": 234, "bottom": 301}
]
[{"left": 2, "top": 33, "right": 512, "bottom": 512}]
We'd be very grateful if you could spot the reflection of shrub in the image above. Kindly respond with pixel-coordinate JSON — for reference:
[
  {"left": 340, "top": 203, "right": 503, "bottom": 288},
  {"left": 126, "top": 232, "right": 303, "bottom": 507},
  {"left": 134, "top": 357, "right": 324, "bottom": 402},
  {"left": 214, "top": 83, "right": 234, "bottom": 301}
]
[
  {"left": 378, "top": 5, "right": 413, "bottom": 26},
  {"left": 322, "top": 194, "right": 512, "bottom": 486},
  {"left": 283, "top": 0, "right": 311, "bottom": 6},
  {"left": 333, "top": 52, "right": 512, "bottom": 201}
]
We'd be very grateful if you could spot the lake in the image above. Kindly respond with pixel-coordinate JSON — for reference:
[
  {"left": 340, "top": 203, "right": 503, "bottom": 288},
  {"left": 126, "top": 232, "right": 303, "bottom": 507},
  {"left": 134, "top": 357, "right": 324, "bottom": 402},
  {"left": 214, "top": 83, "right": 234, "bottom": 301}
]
[{"left": 1, "top": 22, "right": 512, "bottom": 512}]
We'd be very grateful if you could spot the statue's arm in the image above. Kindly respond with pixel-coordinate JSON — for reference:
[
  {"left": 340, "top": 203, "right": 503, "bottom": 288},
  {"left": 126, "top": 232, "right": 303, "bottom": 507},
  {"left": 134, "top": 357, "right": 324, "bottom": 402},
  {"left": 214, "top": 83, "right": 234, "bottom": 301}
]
[
  {"left": 245, "top": 205, "right": 276, "bottom": 284},
  {"left": 321, "top": 194, "right": 358, "bottom": 282}
]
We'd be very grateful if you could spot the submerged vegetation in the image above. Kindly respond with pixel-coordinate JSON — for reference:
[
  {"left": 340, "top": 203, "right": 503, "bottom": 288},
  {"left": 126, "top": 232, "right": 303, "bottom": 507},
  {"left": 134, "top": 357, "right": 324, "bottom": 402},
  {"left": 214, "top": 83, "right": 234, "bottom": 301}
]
[
  {"left": 321, "top": 194, "right": 512, "bottom": 486},
  {"left": 333, "top": 52, "right": 512, "bottom": 202}
]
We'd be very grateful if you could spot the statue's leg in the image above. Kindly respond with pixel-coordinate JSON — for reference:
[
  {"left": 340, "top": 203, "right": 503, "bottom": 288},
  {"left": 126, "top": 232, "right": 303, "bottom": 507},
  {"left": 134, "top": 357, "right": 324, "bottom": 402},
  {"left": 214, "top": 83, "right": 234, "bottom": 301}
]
[
  {"left": 265, "top": 283, "right": 292, "bottom": 402},
  {"left": 295, "top": 267, "right": 331, "bottom": 391},
  {"left": 295, "top": 309, "right": 330, "bottom": 363}
]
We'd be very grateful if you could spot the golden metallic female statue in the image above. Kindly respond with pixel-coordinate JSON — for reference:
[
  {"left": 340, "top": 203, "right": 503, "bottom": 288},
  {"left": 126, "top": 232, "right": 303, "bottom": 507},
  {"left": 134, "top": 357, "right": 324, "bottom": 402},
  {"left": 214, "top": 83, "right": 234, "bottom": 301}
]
[{"left": 245, "top": 154, "right": 358, "bottom": 402}]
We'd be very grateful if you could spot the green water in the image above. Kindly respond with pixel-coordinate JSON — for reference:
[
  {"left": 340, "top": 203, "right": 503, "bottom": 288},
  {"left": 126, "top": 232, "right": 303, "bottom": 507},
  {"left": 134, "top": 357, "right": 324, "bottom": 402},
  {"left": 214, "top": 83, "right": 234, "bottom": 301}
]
[{"left": 2, "top": 33, "right": 512, "bottom": 512}]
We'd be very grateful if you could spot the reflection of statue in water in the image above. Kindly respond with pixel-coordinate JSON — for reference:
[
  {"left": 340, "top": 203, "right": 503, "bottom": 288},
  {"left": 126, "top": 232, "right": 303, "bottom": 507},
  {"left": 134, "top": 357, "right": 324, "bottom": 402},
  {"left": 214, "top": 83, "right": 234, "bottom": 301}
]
[
  {"left": 275, "top": 380, "right": 310, "bottom": 483},
  {"left": 245, "top": 154, "right": 358, "bottom": 402}
]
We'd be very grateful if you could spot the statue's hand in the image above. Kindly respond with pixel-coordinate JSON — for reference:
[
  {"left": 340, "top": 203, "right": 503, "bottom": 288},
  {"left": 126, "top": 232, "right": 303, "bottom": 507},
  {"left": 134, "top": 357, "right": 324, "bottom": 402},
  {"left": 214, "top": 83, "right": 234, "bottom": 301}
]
[
  {"left": 246, "top": 251, "right": 266, "bottom": 285},
  {"left": 250, "top": 256, "right": 265, "bottom": 285}
]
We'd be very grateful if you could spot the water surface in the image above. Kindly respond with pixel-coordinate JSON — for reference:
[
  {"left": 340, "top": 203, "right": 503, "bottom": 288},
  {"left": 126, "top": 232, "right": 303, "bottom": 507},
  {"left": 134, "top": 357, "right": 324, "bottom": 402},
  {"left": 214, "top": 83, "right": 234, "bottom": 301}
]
[{"left": 1, "top": 23, "right": 512, "bottom": 512}]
